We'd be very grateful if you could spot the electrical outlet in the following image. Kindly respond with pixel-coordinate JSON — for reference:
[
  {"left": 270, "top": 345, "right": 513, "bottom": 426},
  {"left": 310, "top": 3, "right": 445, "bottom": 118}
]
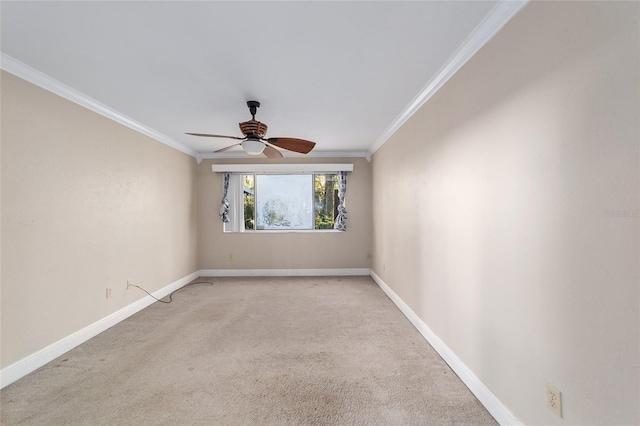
[
  {"left": 546, "top": 382, "right": 562, "bottom": 418},
  {"left": 383, "top": 262, "right": 386, "bottom": 271},
  {"left": 106, "top": 287, "right": 113, "bottom": 298},
  {"left": 228, "top": 254, "right": 234, "bottom": 261},
  {"left": 127, "top": 280, "right": 133, "bottom": 290}
]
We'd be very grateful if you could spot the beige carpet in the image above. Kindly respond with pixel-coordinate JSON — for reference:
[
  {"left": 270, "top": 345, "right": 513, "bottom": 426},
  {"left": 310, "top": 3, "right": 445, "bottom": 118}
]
[{"left": 1, "top": 276, "right": 497, "bottom": 425}]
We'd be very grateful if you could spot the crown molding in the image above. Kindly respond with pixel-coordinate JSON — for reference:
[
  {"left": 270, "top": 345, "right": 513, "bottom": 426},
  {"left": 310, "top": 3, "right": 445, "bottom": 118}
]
[
  {"left": 367, "top": 0, "right": 529, "bottom": 159},
  {"left": 200, "top": 150, "right": 368, "bottom": 160},
  {"left": 1, "top": 53, "right": 202, "bottom": 163}
]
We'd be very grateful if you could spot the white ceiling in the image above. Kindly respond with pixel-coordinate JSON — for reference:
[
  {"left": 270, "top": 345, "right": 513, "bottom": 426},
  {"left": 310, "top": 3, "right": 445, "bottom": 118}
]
[{"left": 1, "top": 1, "right": 523, "bottom": 160}]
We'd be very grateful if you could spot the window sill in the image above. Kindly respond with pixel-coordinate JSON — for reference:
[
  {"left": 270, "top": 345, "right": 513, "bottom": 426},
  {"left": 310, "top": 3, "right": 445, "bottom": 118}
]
[{"left": 223, "top": 229, "right": 343, "bottom": 234}]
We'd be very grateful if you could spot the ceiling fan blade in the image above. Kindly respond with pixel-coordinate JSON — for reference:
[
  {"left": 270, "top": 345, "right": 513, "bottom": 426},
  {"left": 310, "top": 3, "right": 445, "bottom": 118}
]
[
  {"left": 263, "top": 145, "right": 284, "bottom": 159},
  {"left": 185, "top": 132, "right": 244, "bottom": 140},
  {"left": 214, "top": 143, "right": 241, "bottom": 153},
  {"left": 266, "top": 137, "right": 316, "bottom": 154}
]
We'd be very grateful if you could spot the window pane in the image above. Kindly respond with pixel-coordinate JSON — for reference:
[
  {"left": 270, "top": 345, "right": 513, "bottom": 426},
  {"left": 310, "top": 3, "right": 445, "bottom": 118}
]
[
  {"left": 243, "top": 175, "right": 255, "bottom": 230},
  {"left": 256, "top": 174, "right": 313, "bottom": 230},
  {"left": 314, "top": 174, "right": 338, "bottom": 229}
]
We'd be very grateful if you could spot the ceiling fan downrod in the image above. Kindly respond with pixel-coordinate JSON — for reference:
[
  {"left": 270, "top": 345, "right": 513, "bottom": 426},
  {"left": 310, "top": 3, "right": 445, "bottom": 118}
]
[{"left": 247, "top": 100, "right": 260, "bottom": 120}]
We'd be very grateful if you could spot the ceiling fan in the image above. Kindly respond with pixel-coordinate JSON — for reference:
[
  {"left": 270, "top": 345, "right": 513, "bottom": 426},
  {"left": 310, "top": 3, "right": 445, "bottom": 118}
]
[{"left": 186, "top": 101, "right": 316, "bottom": 159}]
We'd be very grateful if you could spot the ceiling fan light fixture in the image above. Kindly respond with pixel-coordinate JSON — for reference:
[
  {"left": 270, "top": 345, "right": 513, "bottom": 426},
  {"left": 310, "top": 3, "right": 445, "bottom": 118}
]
[{"left": 241, "top": 139, "right": 265, "bottom": 155}]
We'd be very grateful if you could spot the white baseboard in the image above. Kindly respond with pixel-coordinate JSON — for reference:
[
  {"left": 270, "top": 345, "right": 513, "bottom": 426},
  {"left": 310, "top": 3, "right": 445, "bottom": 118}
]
[
  {"left": 0, "top": 270, "right": 200, "bottom": 389},
  {"left": 2, "top": 267, "right": 520, "bottom": 426},
  {"left": 199, "top": 268, "right": 370, "bottom": 277},
  {"left": 369, "top": 270, "right": 522, "bottom": 426}
]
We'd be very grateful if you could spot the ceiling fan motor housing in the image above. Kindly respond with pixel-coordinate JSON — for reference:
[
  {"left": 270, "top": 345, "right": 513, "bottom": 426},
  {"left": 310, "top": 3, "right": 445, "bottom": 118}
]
[{"left": 239, "top": 120, "right": 268, "bottom": 137}]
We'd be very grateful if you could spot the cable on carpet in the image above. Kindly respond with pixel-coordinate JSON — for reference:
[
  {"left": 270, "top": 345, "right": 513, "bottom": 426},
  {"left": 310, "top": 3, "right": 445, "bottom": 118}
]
[{"left": 128, "top": 281, "right": 214, "bottom": 304}]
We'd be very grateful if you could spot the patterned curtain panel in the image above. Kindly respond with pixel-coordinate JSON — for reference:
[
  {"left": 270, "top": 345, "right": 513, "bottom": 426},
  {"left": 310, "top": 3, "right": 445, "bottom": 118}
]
[
  {"left": 219, "top": 172, "right": 231, "bottom": 223},
  {"left": 334, "top": 171, "right": 348, "bottom": 231}
]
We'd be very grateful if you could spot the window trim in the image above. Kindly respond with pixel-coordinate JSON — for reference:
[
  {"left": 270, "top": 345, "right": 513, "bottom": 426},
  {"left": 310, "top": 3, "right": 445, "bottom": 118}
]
[
  {"left": 216, "top": 165, "right": 352, "bottom": 233},
  {"left": 212, "top": 163, "right": 353, "bottom": 173}
]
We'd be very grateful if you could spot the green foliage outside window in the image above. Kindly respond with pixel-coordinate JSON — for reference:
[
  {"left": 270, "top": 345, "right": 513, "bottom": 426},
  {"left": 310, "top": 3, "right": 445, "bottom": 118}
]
[
  {"left": 314, "top": 174, "right": 338, "bottom": 229},
  {"left": 243, "top": 175, "right": 254, "bottom": 230}
]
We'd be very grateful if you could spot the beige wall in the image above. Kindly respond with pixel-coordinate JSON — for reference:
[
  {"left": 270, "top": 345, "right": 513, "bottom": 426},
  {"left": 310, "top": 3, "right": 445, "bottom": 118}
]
[
  {"left": 198, "top": 157, "right": 372, "bottom": 270},
  {"left": 1, "top": 71, "right": 199, "bottom": 368},
  {"left": 371, "top": 2, "right": 638, "bottom": 425}
]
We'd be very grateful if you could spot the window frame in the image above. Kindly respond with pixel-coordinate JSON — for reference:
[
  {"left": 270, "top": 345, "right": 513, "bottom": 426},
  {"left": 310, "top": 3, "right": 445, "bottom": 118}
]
[{"left": 213, "top": 164, "right": 353, "bottom": 234}]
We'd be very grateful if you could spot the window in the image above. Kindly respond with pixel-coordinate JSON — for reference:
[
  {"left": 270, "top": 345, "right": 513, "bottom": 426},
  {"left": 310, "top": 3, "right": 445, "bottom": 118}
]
[
  {"left": 214, "top": 163, "right": 352, "bottom": 233},
  {"left": 240, "top": 174, "right": 339, "bottom": 231}
]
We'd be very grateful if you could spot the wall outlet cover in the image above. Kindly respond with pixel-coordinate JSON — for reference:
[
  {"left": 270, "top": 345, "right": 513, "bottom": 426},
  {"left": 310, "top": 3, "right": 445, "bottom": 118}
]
[{"left": 546, "top": 382, "right": 562, "bottom": 418}]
